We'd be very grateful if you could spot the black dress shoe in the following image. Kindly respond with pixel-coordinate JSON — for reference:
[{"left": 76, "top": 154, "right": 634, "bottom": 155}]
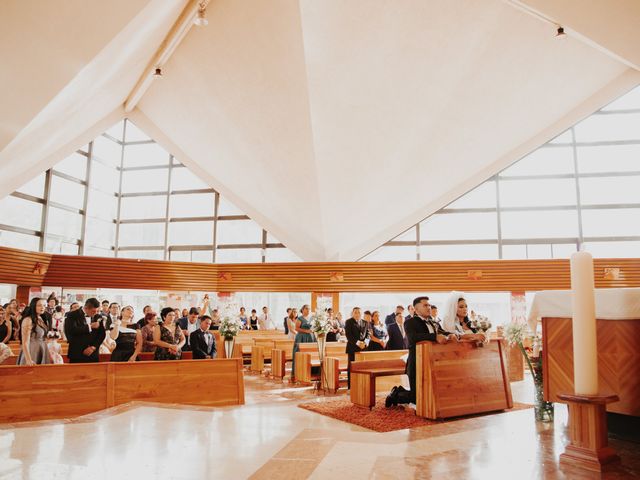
[{"left": 385, "top": 386, "right": 399, "bottom": 408}]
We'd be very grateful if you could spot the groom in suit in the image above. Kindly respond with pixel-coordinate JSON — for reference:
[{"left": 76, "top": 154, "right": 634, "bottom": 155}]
[
  {"left": 64, "top": 298, "right": 106, "bottom": 363},
  {"left": 190, "top": 316, "right": 217, "bottom": 359},
  {"left": 345, "top": 307, "right": 369, "bottom": 389}
]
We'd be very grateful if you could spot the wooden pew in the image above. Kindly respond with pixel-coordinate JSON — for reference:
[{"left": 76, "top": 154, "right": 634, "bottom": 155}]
[
  {"left": 250, "top": 339, "right": 294, "bottom": 373},
  {"left": 0, "top": 358, "right": 245, "bottom": 423},
  {"left": 270, "top": 341, "right": 295, "bottom": 379},
  {"left": 353, "top": 349, "right": 409, "bottom": 393},
  {"left": 416, "top": 339, "right": 512, "bottom": 419},
  {"left": 294, "top": 343, "right": 347, "bottom": 385},
  {"left": 350, "top": 359, "right": 407, "bottom": 408}
]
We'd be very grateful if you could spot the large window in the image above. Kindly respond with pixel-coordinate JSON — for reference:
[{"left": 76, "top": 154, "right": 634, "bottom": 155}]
[{"left": 361, "top": 85, "right": 640, "bottom": 261}]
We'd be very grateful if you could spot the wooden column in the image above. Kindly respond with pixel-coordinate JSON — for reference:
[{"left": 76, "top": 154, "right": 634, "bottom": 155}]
[
  {"left": 558, "top": 393, "right": 620, "bottom": 472},
  {"left": 15, "top": 286, "right": 34, "bottom": 305}
]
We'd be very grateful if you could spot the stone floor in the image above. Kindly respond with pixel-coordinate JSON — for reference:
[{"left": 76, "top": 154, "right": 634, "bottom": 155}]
[{"left": 0, "top": 372, "right": 638, "bottom": 479}]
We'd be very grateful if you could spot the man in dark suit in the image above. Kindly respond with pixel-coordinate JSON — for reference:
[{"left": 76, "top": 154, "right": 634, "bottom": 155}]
[
  {"left": 385, "top": 305, "right": 404, "bottom": 326},
  {"left": 345, "top": 307, "right": 369, "bottom": 389},
  {"left": 400, "top": 296, "right": 450, "bottom": 404},
  {"left": 64, "top": 298, "right": 106, "bottom": 363},
  {"left": 190, "top": 316, "right": 217, "bottom": 359},
  {"left": 179, "top": 307, "right": 200, "bottom": 351},
  {"left": 136, "top": 305, "right": 152, "bottom": 329},
  {"left": 387, "top": 312, "right": 409, "bottom": 350}
]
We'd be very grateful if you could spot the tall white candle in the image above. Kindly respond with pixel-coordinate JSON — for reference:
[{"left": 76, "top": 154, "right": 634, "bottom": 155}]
[{"left": 570, "top": 251, "right": 598, "bottom": 395}]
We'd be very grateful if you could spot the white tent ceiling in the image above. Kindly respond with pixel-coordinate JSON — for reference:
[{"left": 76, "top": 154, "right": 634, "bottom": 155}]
[{"left": 1, "top": 0, "right": 639, "bottom": 261}]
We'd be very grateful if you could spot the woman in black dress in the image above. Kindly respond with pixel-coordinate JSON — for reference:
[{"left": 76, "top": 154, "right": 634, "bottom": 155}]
[
  {"left": 0, "top": 305, "right": 12, "bottom": 344},
  {"left": 109, "top": 306, "right": 142, "bottom": 362},
  {"left": 367, "top": 311, "right": 388, "bottom": 351},
  {"left": 153, "top": 307, "right": 185, "bottom": 360},
  {"left": 249, "top": 309, "right": 259, "bottom": 330}
]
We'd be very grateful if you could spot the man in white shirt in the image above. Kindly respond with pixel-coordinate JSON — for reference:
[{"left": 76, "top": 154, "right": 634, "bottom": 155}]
[{"left": 258, "top": 306, "right": 275, "bottom": 330}]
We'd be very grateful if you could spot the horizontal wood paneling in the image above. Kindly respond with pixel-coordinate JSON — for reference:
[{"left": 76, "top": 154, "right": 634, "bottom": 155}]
[{"left": 0, "top": 246, "right": 638, "bottom": 293}]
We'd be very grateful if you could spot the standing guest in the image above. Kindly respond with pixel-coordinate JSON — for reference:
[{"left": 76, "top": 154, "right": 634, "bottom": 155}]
[
  {"left": 17, "top": 298, "right": 52, "bottom": 366},
  {"left": 173, "top": 308, "right": 181, "bottom": 320},
  {"left": 249, "top": 309, "right": 259, "bottom": 330},
  {"left": 69, "top": 302, "right": 80, "bottom": 312},
  {"left": 431, "top": 305, "right": 442, "bottom": 325},
  {"left": 385, "top": 305, "right": 405, "bottom": 326},
  {"left": 0, "top": 306, "right": 12, "bottom": 344},
  {"left": 141, "top": 312, "right": 158, "bottom": 353},
  {"left": 286, "top": 308, "right": 298, "bottom": 341},
  {"left": 46, "top": 331, "right": 64, "bottom": 364},
  {"left": 100, "top": 300, "right": 110, "bottom": 316},
  {"left": 45, "top": 294, "right": 58, "bottom": 315},
  {"left": 291, "top": 305, "right": 315, "bottom": 380},
  {"left": 190, "top": 316, "right": 217, "bottom": 359},
  {"left": 368, "top": 311, "right": 388, "bottom": 351},
  {"left": 65, "top": 298, "right": 105, "bottom": 363},
  {"left": 258, "top": 306, "right": 274, "bottom": 330},
  {"left": 405, "top": 304, "right": 415, "bottom": 322},
  {"left": 283, "top": 308, "right": 291, "bottom": 335},
  {"left": 326, "top": 308, "right": 340, "bottom": 342},
  {"left": 136, "top": 305, "right": 152, "bottom": 329},
  {"left": 210, "top": 309, "right": 221, "bottom": 330},
  {"left": 51, "top": 305, "right": 65, "bottom": 334},
  {"left": 6, "top": 302, "right": 21, "bottom": 341},
  {"left": 178, "top": 307, "right": 200, "bottom": 351},
  {"left": 154, "top": 307, "right": 185, "bottom": 360},
  {"left": 181, "top": 308, "right": 189, "bottom": 319},
  {"left": 109, "top": 306, "right": 142, "bottom": 362},
  {"left": 345, "top": 307, "right": 369, "bottom": 388},
  {"left": 106, "top": 302, "right": 120, "bottom": 331},
  {"left": 387, "top": 313, "right": 408, "bottom": 350},
  {"left": 238, "top": 307, "right": 248, "bottom": 329}
]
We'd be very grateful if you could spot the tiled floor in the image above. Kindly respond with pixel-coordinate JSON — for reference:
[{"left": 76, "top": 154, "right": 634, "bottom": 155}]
[{"left": 0, "top": 372, "right": 638, "bottom": 479}]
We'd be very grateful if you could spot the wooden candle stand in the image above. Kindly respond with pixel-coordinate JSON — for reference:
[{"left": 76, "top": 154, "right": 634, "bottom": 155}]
[{"left": 558, "top": 393, "right": 620, "bottom": 472}]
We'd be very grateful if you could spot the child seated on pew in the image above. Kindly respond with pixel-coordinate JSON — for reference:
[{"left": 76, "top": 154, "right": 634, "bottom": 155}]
[{"left": 46, "top": 330, "right": 64, "bottom": 364}]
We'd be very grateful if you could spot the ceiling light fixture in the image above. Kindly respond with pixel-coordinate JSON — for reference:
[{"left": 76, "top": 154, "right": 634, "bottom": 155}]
[
  {"left": 194, "top": 3, "right": 208, "bottom": 26},
  {"left": 153, "top": 67, "right": 163, "bottom": 77},
  {"left": 555, "top": 26, "right": 567, "bottom": 40}
]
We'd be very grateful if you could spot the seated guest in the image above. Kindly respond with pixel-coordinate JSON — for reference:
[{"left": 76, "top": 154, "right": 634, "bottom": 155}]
[
  {"left": 17, "top": 298, "right": 51, "bottom": 365},
  {"left": 387, "top": 312, "right": 408, "bottom": 350},
  {"left": 153, "top": 307, "right": 185, "bottom": 360},
  {"left": 64, "top": 298, "right": 105, "bottom": 363},
  {"left": 249, "top": 309, "right": 259, "bottom": 330},
  {"left": 136, "top": 305, "right": 152, "bottom": 329},
  {"left": 190, "top": 316, "right": 217, "bottom": 359},
  {"left": 385, "top": 305, "right": 405, "bottom": 326},
  {"left": 178, "top": 307, "right": 200, "bottom": 351},
  {"left": 442, "top": 293, "right": 485, "bottom": 342},
  {"left": 368, "top": 311, "right": 388, "bottom": 350},
  {"left": 141, "top": 312, "right": 158, "bottom": 352},
  {"left": 0, "top": 305, "right": 12, "bottom": 344},
  {"left": 109, "top": 306, "right": 142, "bottom": 362},
  {"left": 345, "top": 307, "right": 369, "bottom": 388}
]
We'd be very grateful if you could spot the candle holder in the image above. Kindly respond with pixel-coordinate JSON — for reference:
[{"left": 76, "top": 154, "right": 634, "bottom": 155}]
[{"left": 558, "top": 392, "right": 620, "bottom": 472}]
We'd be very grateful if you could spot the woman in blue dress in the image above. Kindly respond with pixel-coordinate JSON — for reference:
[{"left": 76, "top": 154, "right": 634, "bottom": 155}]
[
  {"left": 367, "top": 311, "right": 388, "bottom": 351},
  {"left": 291, "top": 304, "right": 315, "bottom": 381}
]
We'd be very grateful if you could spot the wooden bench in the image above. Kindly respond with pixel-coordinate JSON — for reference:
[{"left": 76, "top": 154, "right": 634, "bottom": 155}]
[
  {"left": 294, "top": 343, "right": 347, "bottom": 384},
  {"left": 350, "top": 359, "right": 407, "bottom": 409},
  {"left": 270, "top": 340, "right": 296, "bottom": 379},
  {"left": 250, "top": 339, "right": 294, "bottom": 373},
  {"left": 2, "top": 350, "right": 194, "bottom": 364},
  {"left": 353, "top": 349, "right": 409, "bottom": 393},
  {"left": 0, "top": 358, "right": 245, "bottom": 423}
]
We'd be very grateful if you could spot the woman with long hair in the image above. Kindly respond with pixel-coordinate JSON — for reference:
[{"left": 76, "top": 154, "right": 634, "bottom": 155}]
[
  {"left": 367, "top": 311, "right": 388, "bottom": 351},
  {"left": 0, "top": 305, "right": 12, "bottom": 344},
  {"left": 17, "top": 297, "right": 51, "bottom": 365},
  {"left": 286, "top": 308, "right": 298, "bottom": 340},
  {"left": 153, "top": 307, "right": 185, "bottom": 360},
  {"left": 110, "top": 306, "right": 142, "bottom": 362}
]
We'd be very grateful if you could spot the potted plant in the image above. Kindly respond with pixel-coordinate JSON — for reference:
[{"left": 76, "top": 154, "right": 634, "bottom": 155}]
[{"left": 219, "top": 310, "right": 242, "bottom": 359}]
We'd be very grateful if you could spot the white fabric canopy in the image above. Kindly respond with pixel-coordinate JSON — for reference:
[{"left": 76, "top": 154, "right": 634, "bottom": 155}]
[{"left": 527, "top": 287, "right": 640, "bottom": 330}]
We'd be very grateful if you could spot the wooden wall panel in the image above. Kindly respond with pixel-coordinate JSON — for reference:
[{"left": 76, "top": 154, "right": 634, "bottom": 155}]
[{"left": 0, "top": 246, "right": 638, "bottom": 293}]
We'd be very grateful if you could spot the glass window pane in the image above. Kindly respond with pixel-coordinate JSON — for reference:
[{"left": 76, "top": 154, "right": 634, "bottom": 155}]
[
  {"left": 89, "top": 160, "right": 119, "bottom": 194},
  {"left": 0, "top": 230, "right": 40, "bottom": 251},
  {"left": 499, "top": 178, "right": 576, "bottom": 208},
  {"left": 577, "top": 145, "right": 640, "bottom": 174},
  {"left": 266, "top": 232, "right": 280, "bottom": 244},
  {"left": 118, "top": 250, "right": 164, "bottom": 260},
  {"left": 583, "top": 241, "right": 640, "bottom": 258},
  {"left": 0, "top": 196, "right": 43, "bottom": 230},
  {"left": 552, "top": 243, "right": 577, "bottom": 258},
  {"left": 217, "top": 196, "right": 244, "bottom": 216},
  {"left": 168, "top": 221, "right": 213, "bottom": 246},
  {"left": 85, "top": 218, "right": 115, "bottom": 248},
  {"left": 120, "top": 195, "right": 167, "bottom": 220},
  {"left": 170, "top": 193, "right": 214, "bottom": 218},
  {"left": 582, "top": 208, "right": 640, "bottom": 237},
  {"left": 171, "top": 167, "right": 210, "bottom": 190},
  {"left": 104, "top": 121, "right": 125, "bottom": 142},
  {"left": 15, "top": 173, "right": 45, "bottom": 198},
  {"left": 85, "top": 246, "right": 114, "bottom": 258},
  {"left": 525, "top": 244, "right": 552, "bottom": 259},
  {"left": 44, "top": 238, "right": 78, "bottom": 255},
  {"left": 169, "top": 251, "right": 191, "bottom": 262},
  {"left": 446, "top": 181, "right": 496, "bottom": 209},
  {"left": 50, "top": 176, "right": 85, "bottom": 208},
  {"left": 361, "top": 245, "right": 417, "bottom": 261},
  {"left": 86, "top": 188, "right": 117, "bottom": 221},
  {"left": 124, "top": 121, "right": 151, "bottom": 142},
  {"left": 574, "top": 113, "right": 640, "bottom": 142},
  {"left": 46, "top": 207, "right": 82, "bottom": 239},
  {"left": 124, "top": 143, "right": 169, "bottom": 167},
  {"left": 500, "top": 210, "right": 578, "bottom": 239},
  {"left": 420, "top": 244, "right": 498, "bottom": 260},
  {"left": 121, "top": 169, "right": 168, "bottom": 193},
  {"left": 54, "top": 152, "right": 87, "bottom": 180},
  {"left": 118, "top": 223, "right": 165, "bottom": 247},
  {"left": 264, "top": 248, "right": 302, "bottom": 262},
  {"left": 216, "top": 248, "right": 263, "bottom": 263},
  {"left": 420, "top": 212, "right": 497, "bottom": 241},
  {"left": 392, "top": 226, "right": 416, "bottom": 242},
  {"left": 550, "top": 130, "right": 572, "bottom": 144},
  {"left": 501, "top": 147, "right": 574, "bottom": 177},
  {"left": 192, "top": 250, "right": 213, "bottom": 263},
  {"left": 502, "top": 244, "right": 527, "bottom": 259},
  {"left": 92, "top": 136, "right": 122, "bottom": 167},
  {"left": 602, "top": 86, "right": 640, "bottom": 111},
  {"left": 579, "top": 176, "right": 640, "bottom": 205},
  {"left": 216, "top": 219, "right": 263, "bottom": 245}
]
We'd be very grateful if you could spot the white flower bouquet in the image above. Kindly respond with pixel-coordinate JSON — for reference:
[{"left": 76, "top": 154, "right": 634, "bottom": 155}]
[{"left": 310, "top": 310, "right": 331, "bottom": 337}]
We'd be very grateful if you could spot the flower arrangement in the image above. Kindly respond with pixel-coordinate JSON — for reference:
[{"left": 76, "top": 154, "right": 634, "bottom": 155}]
[
  {"left": 219, "top": 309, "right": 242, "bottom": 340},
  {"left": 470, "top": 314, "right": 492, "bottom": 333},
  {"left": 310, "top": 310, "right": 331, "bottom": 337}
]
